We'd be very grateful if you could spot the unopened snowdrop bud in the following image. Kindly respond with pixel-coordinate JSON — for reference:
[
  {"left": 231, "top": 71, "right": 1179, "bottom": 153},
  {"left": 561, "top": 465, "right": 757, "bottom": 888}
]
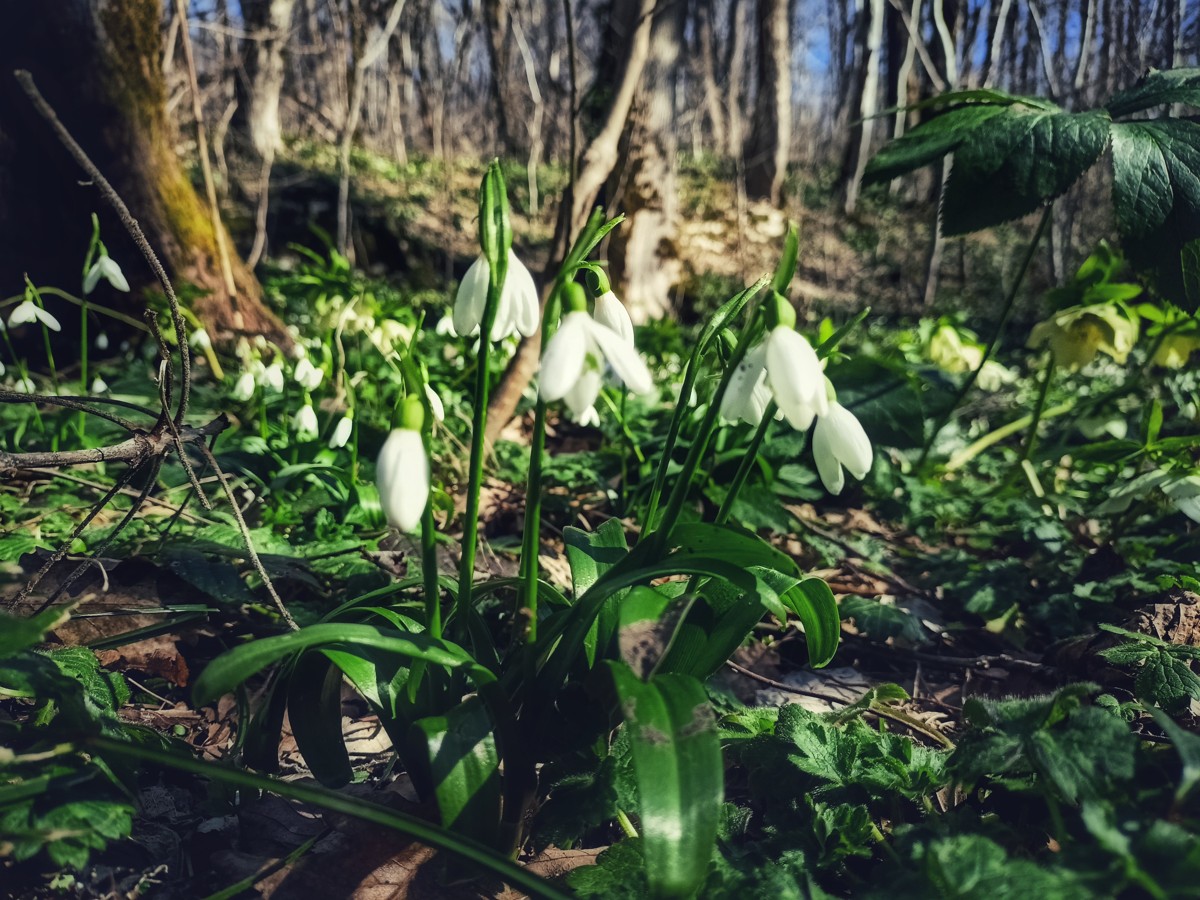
[
  {"left": 435, "top": 315, "right": 457, "bottom": 337},
  {"left": 91, "top": 376, "right": 109, "bottom": 394},
  {"left": 329, "top": 414, "right": 354, "bottom": 449},
  {"left": 95, "top": 332, "right": 110, "bottom": 351},
  {"left": 9, "top": 300, "right": 61, "bottom": 332},
  {"left": 377, "top": 397, "right": 430, "bottom": 532},
  {"left": 453, "top": 250, "right": 540, "bottom": 341},
  {"left": 84, "top": 255, "right": 130, "bottom": 294},
  {"left": 292, "top": 403, "right": 319, "bottom": 441},
  {"left": 294, "top": 356, "right": 323, "bottom": 391},
  {"left": 13, "top": 376, "right": 36, "bottom": 394},
  {"left": 812, "top": 397, "right": 873, "bottom": 495},
  {"left": 231, "top": 370, "right": 257, "bottom": 402},
  {"left": 261, "top": 362, "right": 285, "bottom": 394},
  {"left": 424, "top": 383, "right": 445, "bottom": 423}
]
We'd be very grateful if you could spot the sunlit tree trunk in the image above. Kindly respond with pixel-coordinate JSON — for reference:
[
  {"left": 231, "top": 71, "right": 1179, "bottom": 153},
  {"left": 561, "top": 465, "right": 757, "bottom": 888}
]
[{"left": 0, "top": 0, "right": 288, "bottom": 345}]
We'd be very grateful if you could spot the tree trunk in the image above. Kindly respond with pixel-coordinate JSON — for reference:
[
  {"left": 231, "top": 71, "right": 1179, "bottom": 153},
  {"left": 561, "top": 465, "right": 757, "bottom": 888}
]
[
  {"left": 481, "top": 0, "right": 517, "bottom": 154},
  {"left": 696, "top": 0, "right": 727, "bottom": 154},
  {"left": 607, "top": 0, "right": 687, "bottom": 323},
  {"left": 843, "top": 0, "right": 885, "bottom": 214},
  {"left": 743, "top": 0, "right": 791, "bottom": 205},
  {"left": 0, "top": 0, "right": 288, "bottom": 346}
]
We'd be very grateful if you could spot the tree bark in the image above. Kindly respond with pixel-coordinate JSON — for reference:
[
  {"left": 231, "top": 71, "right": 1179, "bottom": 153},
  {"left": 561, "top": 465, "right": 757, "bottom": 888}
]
[
  {"left": 0, "top": 0, "right": 288, "bottom": 346},
  {"left": 843, "top": 0, "right": 885, "bottom": 214},
  {"left": 743, "top": 0, "right": 791, "bottom": 205}
]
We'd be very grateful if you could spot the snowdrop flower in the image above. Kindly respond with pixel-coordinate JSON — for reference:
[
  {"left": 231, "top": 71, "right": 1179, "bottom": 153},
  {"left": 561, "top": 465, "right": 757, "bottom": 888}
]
[
  {"left": 593, "top": 291, "right": 634, "bottom": 345},
  {"left": 90, "top": 376, "right": 108, "bottom": 394},
  {"left": 539, "top": 309, "right": 653, "bottom": 416},
  {"left": 189, "top": 328, "right": 212, "bottom": 351},
  {"left": 721, "top": 326, "right": 826, "bottom": 429},
  {"left": 261, "top": 362, "right": 285, "bottom": 394},
  {"left": 13, "top": 376, "right": 36, "bottom": 394},
  {"left": 292, "top": 403, "right": 319, "bottom": 441},
  {"left": 84, "top": 255, "right": 130, "bottom": 294},
  {"left": 231, "top": 370, "right": 257, "bottom": 402},
  {"left": 95, "top": 332, "right": 110, "bottom": 351},
  {"left": 329, "top": 414, "right": 354, "bottom": 449},
  {"left": 435, "top": 315, "right": 457, "bottom": 337},
  {"left": 377, "top": 428, "right": 430, "bottom": 532},
  {"left": 453, "top": 250, "right": 539, "bottom": 341},
  {"left": 720, "top": 343, "right": 775, "bottom": 426},
  {"left": 0, "top": 360, "right": 5, "bottom": 377},
  {"left": 424, "top": 384, "right": 445, "bottom": 422},
  {"left": 9, "top": 300, "right": 61, "bottom": 332},
  {"left": 812, "top": 400, "right": 873, "bottom": 495},
  {"left": 294, "top": 356, "right": 323, "bottom": 391}
]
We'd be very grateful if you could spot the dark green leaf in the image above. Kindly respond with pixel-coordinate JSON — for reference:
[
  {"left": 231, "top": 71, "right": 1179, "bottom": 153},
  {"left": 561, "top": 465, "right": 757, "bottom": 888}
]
[
  {"left": 286, "top": 652, "right": 353, "bottom": 787},
  {"left": 608, "top": 663, "right": 723, "bottom": 899},
  {"left": 1107, "top": 67, "right": 1200, "bottom": 117}
]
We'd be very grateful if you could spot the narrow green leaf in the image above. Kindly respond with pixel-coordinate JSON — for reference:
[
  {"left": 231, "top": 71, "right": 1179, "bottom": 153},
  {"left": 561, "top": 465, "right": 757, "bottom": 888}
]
[
  {"left": 407, "top": 698, "right": 502, "bottom": 846},
  {"left": 286, "top": 652, "right": 353, "bottom": 788},
  {"left": 565, "top": 518, "right": 630, "bottom": 666},
  {"left": 607, "top": 663, "right": 722, "bottom": 899},
  {"left": 781, "top": 578, "right": 842, "bottom": 668}
]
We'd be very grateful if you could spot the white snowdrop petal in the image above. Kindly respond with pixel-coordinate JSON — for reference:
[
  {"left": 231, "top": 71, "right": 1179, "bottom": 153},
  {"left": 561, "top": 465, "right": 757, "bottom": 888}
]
[
  {"left": 593, "top": 291, "right": 634, "bottom": 345},
  {"left": 766, "top": 327, "right": 823, "bottom": 423},
  {"left": 424, "top": 384, "right": 445, "bottom": 422},
  {"left": 83, "top": 264, "right": 102, "bottom": 295},
  {"left": 377, "top": 429, "right": 430, "bottom": 532},
  {"left": 588, "top": 318, "right": 653, "bottom": 395},
  {"left": 812, "top": 418, "right": 845, "bottom": 495},
  {"left": 505, "top": 251, "right": 541, "bottom": 338},
  {"left": 539, "top": 312, "right": 590, "bottom": 402},
  {"left": 100, "top": 257, "right": 130, "bottom": 292},
  {"left": 35, "top": 307, "right": 61, "bottom": 332},
  {"left": 827, "top": 404, "right": 873, "bottom": 479},
  {"left": 454, "top": 256, "right": 490, "bottom": 338},
  {"left": 8, "top": 301, "right": 37, "bottom": 327},
  {"left": 564, "top": 368, "right": 603, "bottom": 420},
  {"left": 329, "top": 416, "right": 354, "bottom": 449}
]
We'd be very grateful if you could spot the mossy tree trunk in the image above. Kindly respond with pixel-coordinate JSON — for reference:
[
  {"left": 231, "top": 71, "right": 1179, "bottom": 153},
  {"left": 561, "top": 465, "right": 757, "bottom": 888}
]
[{"left": 0, "top": 0, "right": 289, "bottom": 346}]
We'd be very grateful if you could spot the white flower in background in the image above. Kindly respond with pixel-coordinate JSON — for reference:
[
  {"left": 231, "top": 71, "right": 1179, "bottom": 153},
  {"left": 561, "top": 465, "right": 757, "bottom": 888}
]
[
  {"left": 539, "top": 310, "right": 653, "bottom": 416},
  {"left": 329, "top": 414, "right": 354, "bottom": 449},
  {"left": 370, "top": 319, "right": 415, "bottom": 357},
  {"left": 1164, "top": 476, "right": 1200, "bottom": 524},
  {"left": 261, "top": 362, "right": 285, "bottom": 393},
  {"left": 292, "top": 403, "right": 319, "bottom": 441},
  {"left": 231, "top": 370, "right": 257, "bottom": 402},
  {"left": 95, "top": 332, "right": 110, "bottom": 351},
  {"left": 593, "top": 291, "right": 634, "bottom": 345},
  {"left": 294, "top": 356, "right": 323, "bottom": 391},
  {"left": 812, "top": 402, "right": 873, "bottom": 495},
  {"left": 189, "top": 328, "right": 212, "bottom": 351},
  {"left": 90, "top": 376, "right": 108, "bottom": 394},
  {"left": 765, "top": 326, "right": 827, "bottom": 430},
  {"left": 975, "top": 359, "right": 1017, "bottom": 392},
  {"left": 9, "top": 300, "right": 61, "bottom": 332},
  {"left": 435, "top": 315, "right": 457, "bottom": 337},
  {"left": 84, "top": 255, "right": 130, "bottom": 294},
  {"left": 377, "top": 428, "right": 430, "bottom": 531},
  {"left": 453, "top": 250, "right": 540, "bottom": 341},
  {"left": 13, "top": 376, "right": 36, "bottom": 394},
  {"left": 0, "top": 360, "right": 5, "bottom": 377},
  {"left": 424, "top": 384, "right": 445, "bottom": 422}
]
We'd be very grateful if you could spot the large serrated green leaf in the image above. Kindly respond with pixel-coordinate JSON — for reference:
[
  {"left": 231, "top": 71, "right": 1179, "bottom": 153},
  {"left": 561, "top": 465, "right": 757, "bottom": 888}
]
[
  {"left": 1107, "top": 67, "right": 1200, "bottom": 117},
  {"left": 863, "top": 104, "right": 1011, "bottom": 184},
  {"left": 407, "top": 697, "right": 502, "bottom": 846},
  {"left": 607, "top": 663, "right": 722, "bottom": 899},
  {"left": 1110, "top": 120, "right": 1200, "bottom": 238},
  {"left": 941, "top": 107, "right": 1111, "bottom": 235}
]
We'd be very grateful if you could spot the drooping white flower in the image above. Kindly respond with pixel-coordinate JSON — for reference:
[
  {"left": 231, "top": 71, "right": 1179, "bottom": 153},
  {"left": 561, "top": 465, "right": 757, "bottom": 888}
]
[
  {"left": 261, "top": 362, "right": 285, "bottom": 394},
  {"left": 0, "top": 360, "right": 5, "bottom": 377},
  {"left": 90, "top": 376, "right": 109, "bottom": 394},
  {"left": 424, "top": 384, "right": 445, "bottom": 423},
  {"left": 329, "top": 415, "right": 354, "bottom": 449},
  {"left": 764, "top": 326, "right": 827, "bottom": 431},
  {"left": 453, "top": 250, "right": 540, "bottom": 341},
  {"left": 9, "top": 300, "right": 61, "bottom": 332},
  {"left": 377, "top": 428, "right": 430, "bottom": 532},
  {"left": 292, "top": 403, "right": 319, "bottom": 441},
  {"left": 13, "top": 376, "right": 36, "bottom": 394},
  {"left": 539, "top": 311, "right": 653, "bottom": 410},
  {"left": 189, "top": 328, "right": 212, "bottom": 351},
  {"left": 593, "top": 291, "right": 634, "bottom": 345},
  {"left": 719, "top": 343, "right": 775, "bottom": 426},
  {"left": 294, "top": 356, "right": 323, "bottom": 391},
  {"left": 95, "top": 332, "right": 110, "bottom": 351},
  {"left": 812, "top": 402, "right": 873, "bottom": 495},
  {"left": 84, "top": 255, "right": 130, "bottom": 294},
  {"left": 231, "top": 370, "right": 257, "bottom": 402}
]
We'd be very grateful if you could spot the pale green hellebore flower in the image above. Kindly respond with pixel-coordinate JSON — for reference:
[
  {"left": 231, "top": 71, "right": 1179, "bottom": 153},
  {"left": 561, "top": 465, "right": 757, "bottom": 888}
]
[{"left": 377, "top": 428, "right": 430, "bottom": 532}]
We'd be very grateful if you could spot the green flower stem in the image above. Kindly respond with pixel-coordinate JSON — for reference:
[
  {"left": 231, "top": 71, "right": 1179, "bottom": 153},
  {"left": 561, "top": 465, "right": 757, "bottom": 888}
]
[
  {"left": 917, "top": 205, "right": 1052, "bottom": 470},
  {"left": 520, "top": 398, "right": 548, "bottom": 643},
  {"left": 86, "top": 735, "right": 574, "bottom": 900},
  {"left": 455, "top": 283, "right": 503, "bottom": 634},
  {"left": 1017, "top": 357, "right": 1056, "bottom": 467},
  {"left": 715, "top": 403, "right": 776, "bottom": 525},
  {"left": 421, "top": 455, "right": 441, "bottom": 641}
]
